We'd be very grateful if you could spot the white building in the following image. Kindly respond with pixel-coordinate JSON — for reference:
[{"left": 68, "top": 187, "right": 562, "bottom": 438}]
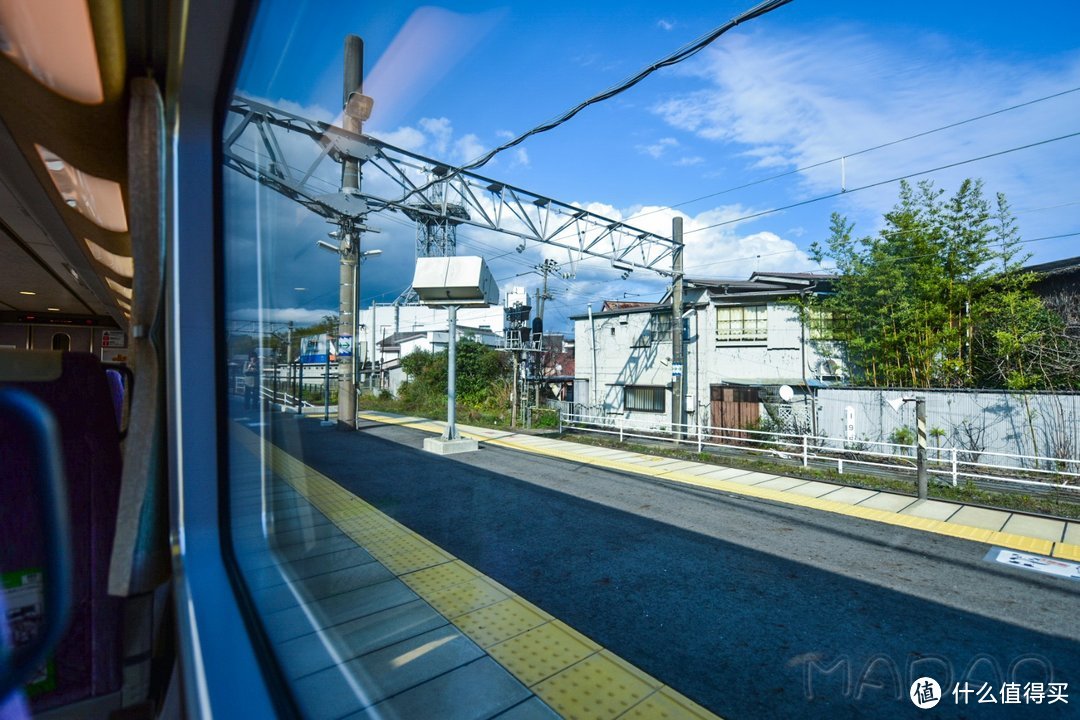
[
  {"left": 372, "top": 325, "right": 503, "bottom": 395},
  {"left": 356, "top": 303, "right": 506, "bottom": 369},
  {"left": 572, "top": 273, "right": 842, "bottom": 434}
]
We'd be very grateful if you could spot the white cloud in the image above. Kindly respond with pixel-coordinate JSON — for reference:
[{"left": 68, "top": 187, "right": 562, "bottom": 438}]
[
  {"left": 636, "top": 137, "right": 679, "bottom": 159},
  {"left": 228, "top": 307, "right": 339, "bottom": 325},
  {"left": 513, "top": 147, "right": 530, "bottom": 168},
  {"left": 651, "top": 29, "right": 1080, "bottom": 253},
  {"left": 454, "top": 133, "right": 487, "bottom": 164},
  {"left": 419, "top": 117, "right": 453, "bottom": 155},
  {"left": 657, "top": 19, "right": 675, "bottom": 31},
  {"left": 675, "top": 156, "right": 704, "bottom": 167},
  {"left": 376, "top": 126, "right": 427, "bottom": 152}
]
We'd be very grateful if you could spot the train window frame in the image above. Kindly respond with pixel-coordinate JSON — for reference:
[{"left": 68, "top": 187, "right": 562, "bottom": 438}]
[{"left": 167, "top": 0, "right": 287, "bottom": 718}]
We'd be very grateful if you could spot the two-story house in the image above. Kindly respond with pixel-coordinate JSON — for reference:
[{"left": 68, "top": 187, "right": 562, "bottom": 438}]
[{"left": 572, "top": 272, "right": 841, "bottom": 434}]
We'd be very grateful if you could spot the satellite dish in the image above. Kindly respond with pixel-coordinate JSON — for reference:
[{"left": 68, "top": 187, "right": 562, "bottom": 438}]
[{"left": 778, "top": 385, "right": 795, "bottom": 402}]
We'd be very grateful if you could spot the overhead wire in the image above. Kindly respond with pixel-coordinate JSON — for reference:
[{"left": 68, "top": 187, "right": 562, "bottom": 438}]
[
  {"left": 622, "top": 85, "right": 1080, "bottom": 223},
  {"left": 684, "top": 129, "right": 1080, "bottom": 236},
  {"left": 401, "top": 0, "right": 793, "bottom": 197}
]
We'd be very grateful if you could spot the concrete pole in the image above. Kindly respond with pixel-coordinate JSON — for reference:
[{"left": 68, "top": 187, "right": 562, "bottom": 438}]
[
  {"left": 916, "top": 396, "right": 928, "bottom": 499},
  {"left": 511, "top": 352, "right": 519, "bottom": 427},
  {"left": 671, "top": 217, "right": 685, "bottom": 439},
  {"left": 337, "top": 34, "right": 363, "bottom": 429},
  {"left": 444, "top": 305, "right": 459, "bottom": 440},
  {"left": 369, "top": 304, "right": 377, "bottom": 391},
  {"left": 535, "top": 267, "right": 550, "bottom": 409}
]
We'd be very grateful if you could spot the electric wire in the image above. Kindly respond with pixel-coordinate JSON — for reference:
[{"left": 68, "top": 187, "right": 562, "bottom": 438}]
[
  {"left": 402, "top": 0, "right": 793, "bottom": 197},
  {"left": 684, "top": 129, "right": 1080, "bottom": 235},
  {"left": 623, "top": 85, "right": 1080, "bottom": 224}
]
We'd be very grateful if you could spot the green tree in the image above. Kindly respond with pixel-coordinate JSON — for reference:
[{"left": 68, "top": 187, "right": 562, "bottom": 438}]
[
  {"left": 811, "top": 179, "right": 1065, "bottom": 389},
  {"left": 398, "top": 340, "right": 510, "bottom": 411}
]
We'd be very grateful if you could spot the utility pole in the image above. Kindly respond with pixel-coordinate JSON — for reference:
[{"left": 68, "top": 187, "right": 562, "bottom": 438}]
[
  {"left": 671, "top": 217, "right": 684, "bottom": 440},
  {"left": 337, "top": 34, "right": 366, "bottom": 429},
  {"left": 534, "top": 259, "right": 555, "bottom": 409}
]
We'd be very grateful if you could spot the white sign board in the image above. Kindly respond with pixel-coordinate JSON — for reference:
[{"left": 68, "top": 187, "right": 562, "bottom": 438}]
[
  {"left": 986, "top": 547, "right": 1080, "bottom": 581},
  {"left": 338, "top": 334, "right": 353, "bottom": 357},
  {"left": 101, "top": 330, "right": 127, "bottom": 348},
  {"left": 101, "top": 348, "right": 130, "bottom": 364}
]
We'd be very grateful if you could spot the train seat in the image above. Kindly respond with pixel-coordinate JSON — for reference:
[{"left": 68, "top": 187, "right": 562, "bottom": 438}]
[{"left": 0, "top": 349, "right": 124, "bottom": 712}]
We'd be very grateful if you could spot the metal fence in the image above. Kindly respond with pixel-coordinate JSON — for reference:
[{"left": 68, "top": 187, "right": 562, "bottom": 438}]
[{"left": 560, "top": 410, "right": 1080, "bottom": 494}]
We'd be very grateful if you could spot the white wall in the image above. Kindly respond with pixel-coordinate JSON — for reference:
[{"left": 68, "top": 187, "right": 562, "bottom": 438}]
[
  {"left": 574, "top": 310, "right": 674, "bottom": 422},
  {"left": 575, "top": 301, "right": 843, "bottom": 428},
  {"left": 357, "top": 304, "right": 506, "bottom": 364}
]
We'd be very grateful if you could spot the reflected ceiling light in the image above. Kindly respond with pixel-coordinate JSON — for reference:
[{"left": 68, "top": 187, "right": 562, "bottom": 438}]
[
  {"left": 47, "top": 307, "right": 60, "bottom": 311},
  {"left": 0, "top": 0, "right": 104, "bottom": 104},
  {"left": 105, "top": 276, "right": 132, "bottom": 299},
  {"left": 83, "top": 237, "right": 133, "bottom": 278},
  {"left": 115, "top": 297, "right": 131, "bottom": 311},
  {"left": 18, "top": 290, "right": 36, "bottom": 295},
  {"left": 36, "top": 145, "right": 127, "bottom": 232}
]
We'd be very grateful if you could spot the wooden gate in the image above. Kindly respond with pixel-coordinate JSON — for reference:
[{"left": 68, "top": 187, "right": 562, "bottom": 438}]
[{"left": 710, "top": 384, "right": 760, "bottom": 440}]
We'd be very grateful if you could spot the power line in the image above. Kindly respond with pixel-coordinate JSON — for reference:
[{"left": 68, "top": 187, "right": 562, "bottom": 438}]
[
  {"left": 691, "top": 229, "right": 1080, "bottom": 274},
  {"left": 402, "top": 0, "right": 793, "bottom": 200},
  {"left": 685, "top": 129, "right": 1080, "bottom": 235},
  {"left": 624, "top": 85, "right": 1080, "bottom": 223}
]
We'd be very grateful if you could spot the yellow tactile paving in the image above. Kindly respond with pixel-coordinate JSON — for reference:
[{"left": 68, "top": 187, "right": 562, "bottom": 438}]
[
  {"left": 987, "top": 532, "right": 1054, "bottom": 555},
  {"left": 401, "top": 560, "right": 480, "bottom": 595},
  {"left": 620, "top": 686, "right": 719, "bottom": 720},
  {"left": 534, "top": 651, "right": 661, "bottom": 720},
  {"left": 424, "top": 574, "right": 510, "bottom": 618},
  {"left": 489, "top": 622, "right": 599, "bottom": 686},
  {"left": 237, "top": 423, "right": 726, "bottom": 720},
  {"left": 376, "top": 546, "right": 453, "bottom": 575},
  {"left": 453, "top": 597, "right": 552, "bottom": 648},
  {"left": 1052, "top": 542, "right": 1080, "bottom": 561}
]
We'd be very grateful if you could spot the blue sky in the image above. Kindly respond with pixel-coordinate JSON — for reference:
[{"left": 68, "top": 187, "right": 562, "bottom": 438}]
[{"left": 226, "top": 0, "right": 1080, "bottom": 333}]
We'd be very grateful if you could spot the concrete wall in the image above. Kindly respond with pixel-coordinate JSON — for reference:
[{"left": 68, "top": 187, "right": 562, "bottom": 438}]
[
  {"left": 575, "top": 301, "right": 841, "bottom": 428},
  {"left": 817, "top": 387, "right": 1080, "bottom": 463}
]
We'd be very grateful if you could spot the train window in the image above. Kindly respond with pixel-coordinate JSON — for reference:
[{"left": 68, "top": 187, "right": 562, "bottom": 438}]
[{"left": 214, "top": 3, "right": 1080, "bottom": 719}]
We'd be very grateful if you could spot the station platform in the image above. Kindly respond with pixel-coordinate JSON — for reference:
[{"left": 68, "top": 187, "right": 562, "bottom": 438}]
[
  {"left": 356, "top": 411, "right": 1080, "bottom": 561},
  {"left": 228, "top": 408, "right": 1080, "bottom": 720}
]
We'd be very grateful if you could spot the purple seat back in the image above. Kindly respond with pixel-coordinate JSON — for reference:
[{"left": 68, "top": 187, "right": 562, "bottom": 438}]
[
  {"left": 104, "top": 369, "right": 125, "bottom": 430},
  {"left": 0, "top": 351, "right": 123, "bottom": 710}
]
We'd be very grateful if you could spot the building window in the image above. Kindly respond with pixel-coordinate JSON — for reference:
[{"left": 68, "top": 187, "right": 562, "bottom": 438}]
[
  {"left": 716, "top": 304, "right": 767, "bottom": 342},
  {"left": 624, "top": 385, "right": 665, "bottom": 413}
]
